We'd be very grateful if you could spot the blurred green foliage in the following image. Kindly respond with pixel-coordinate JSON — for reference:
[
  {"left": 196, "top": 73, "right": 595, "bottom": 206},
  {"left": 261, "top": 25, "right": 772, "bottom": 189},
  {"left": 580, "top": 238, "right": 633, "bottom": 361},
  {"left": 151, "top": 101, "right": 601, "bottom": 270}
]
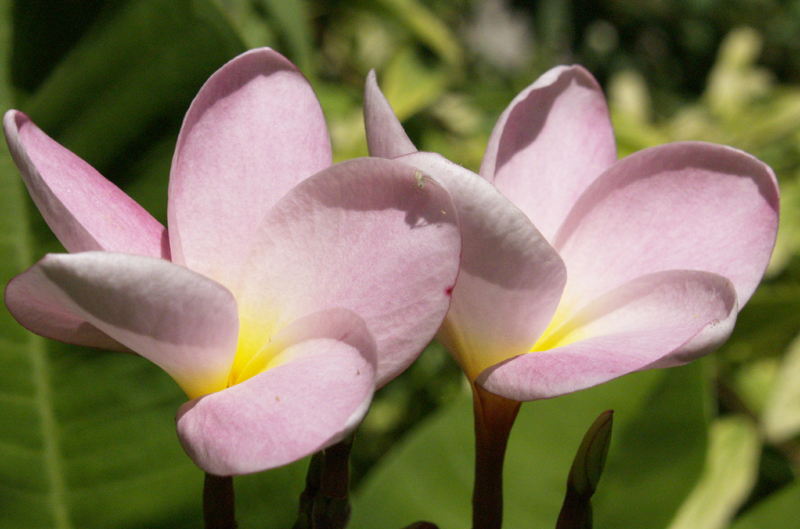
[{"left": 2, "top": 0, "right": 800, "bottom": 527}]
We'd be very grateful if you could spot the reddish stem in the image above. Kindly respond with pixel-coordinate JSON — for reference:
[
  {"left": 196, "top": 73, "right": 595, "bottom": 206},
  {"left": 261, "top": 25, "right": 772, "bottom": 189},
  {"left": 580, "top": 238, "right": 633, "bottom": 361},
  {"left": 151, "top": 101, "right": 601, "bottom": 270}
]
[
  {"left": 471, "top": 383, "right": 521, "bottom": 529},
  {"left": 203, "top": 473, "right": 237, "bottom": 529}
]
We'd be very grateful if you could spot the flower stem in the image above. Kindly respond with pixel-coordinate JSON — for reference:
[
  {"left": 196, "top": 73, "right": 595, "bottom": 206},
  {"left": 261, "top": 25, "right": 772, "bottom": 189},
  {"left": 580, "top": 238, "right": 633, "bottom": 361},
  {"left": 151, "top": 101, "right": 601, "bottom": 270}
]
[
  {"left": 204, "top": 473, "right": 237, "bottom": 529},
  {"left": 471, "top": 382, "right": 521, "bottom": 529},
  {"left": 294, "top": 434, "right": 354, "bottom": 529},
  {"left": 313, "top": 435, "right": 353, "bottom": 529}
]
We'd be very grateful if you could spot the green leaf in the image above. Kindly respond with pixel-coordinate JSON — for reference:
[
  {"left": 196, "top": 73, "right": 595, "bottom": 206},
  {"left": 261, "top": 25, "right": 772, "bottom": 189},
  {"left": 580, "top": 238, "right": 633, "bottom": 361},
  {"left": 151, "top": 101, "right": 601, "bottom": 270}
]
[
  {"left": 372, "top": 0, "right": 463, "bottom": 71},
  {"left": 722, "top": 283, "right": 800, "bottom": 363},
  {"left": 258, "top": 0, "right": 314, "bottom": 74},
  {"left": 9, "top": 0, "right": 109, "bottom": 93},
  {"left": 666, "top": 416, "right": 761, "bottom": 529},
  {"left": 20, "top": 0, "right": 245, "bottom": 172},
  {"left": 350, "top": 363, "right": 708, "bottom": 529},
  {"left": 378, "top": 49, "right": 448, "bottom": 122},
  {"left": 729, "top": 481, "right": 800, "bottom": 529},
  {"left": 763, "top": 332, "right": 800, "bottom": 442}
]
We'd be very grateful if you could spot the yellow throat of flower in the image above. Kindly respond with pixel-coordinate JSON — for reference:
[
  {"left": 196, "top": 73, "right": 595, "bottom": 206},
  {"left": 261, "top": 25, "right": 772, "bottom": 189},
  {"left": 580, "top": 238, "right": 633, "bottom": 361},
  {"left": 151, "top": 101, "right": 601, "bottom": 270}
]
[
  {"left": 226, "top": 318, "right": 284, "bottom": 388},
  {"left": 456, "top": 301, "right": 586, "bottom": 382}
]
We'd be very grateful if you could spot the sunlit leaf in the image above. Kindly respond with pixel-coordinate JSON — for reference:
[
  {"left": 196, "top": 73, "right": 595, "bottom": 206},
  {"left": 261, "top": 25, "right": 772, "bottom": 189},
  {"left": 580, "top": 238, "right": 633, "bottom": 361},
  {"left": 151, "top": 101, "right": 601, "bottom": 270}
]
[
  {"left": 372, "top": 0, "right": 463, "bottom": 70},
  {"left": 767, "top": 178, "right": 800, "bottom": 276},
  {"left": 763, "top": 332, "right": 800, "bottom": 443},
  {"left": 378, "top": 49, "right": 448, "bottom": 122},
  {"left": 666, "top": 416, "right": 761, "bottom": 529}
]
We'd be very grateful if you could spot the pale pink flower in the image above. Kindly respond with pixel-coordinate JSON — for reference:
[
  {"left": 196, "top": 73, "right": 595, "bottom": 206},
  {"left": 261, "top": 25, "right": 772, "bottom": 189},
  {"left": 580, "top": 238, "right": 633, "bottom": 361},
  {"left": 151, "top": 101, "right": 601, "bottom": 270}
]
[
  {"left": 364, "top": 65, "right": 779, "bottom": 401},
  {"left": 4, "top": 48, "right": 461, "bottom": 476}
]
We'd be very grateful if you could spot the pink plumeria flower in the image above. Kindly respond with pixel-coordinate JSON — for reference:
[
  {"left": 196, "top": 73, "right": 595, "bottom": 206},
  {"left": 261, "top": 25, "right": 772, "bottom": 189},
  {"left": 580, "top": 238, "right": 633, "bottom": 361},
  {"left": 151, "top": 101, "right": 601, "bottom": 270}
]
[
  {"left": 364, "top": 65, "right": 779, "bottom": 401},
  {"left": 3, "top": 48, "right": 461, "bottom": 476}
]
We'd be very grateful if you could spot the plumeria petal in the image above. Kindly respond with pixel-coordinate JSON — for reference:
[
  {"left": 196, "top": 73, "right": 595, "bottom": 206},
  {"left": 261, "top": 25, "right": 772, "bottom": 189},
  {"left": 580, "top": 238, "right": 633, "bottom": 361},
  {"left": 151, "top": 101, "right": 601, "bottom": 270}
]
[
  {"left": 396, "top": 152, "right": 567, "bottom": 379},
  {"left": 168, "top": 48, "right": 332, "bottom": 291},
  {"left": 176, "top": 308, "right": 376, "bottom": 476},
  {"left": 554, "top": 142, "right": 779, "bottom": 313},
  {"left": 5, "top": 273, "right": 129, "bottom": 351},
  {"left": 480, "top": 65, "right": 617, "bottom": 243},
  {"left": 8, "top": 252, "right": 239, "bottom": 399},
  {"left": 363, "top": 70, "right": 418, "bottom": 159},
  {"left": 236, "top": 157, "right": 461, "bottom": 388},
  {"left": 3, "top": 110, "right": 169, "bottom": 258},
  {"left": 477, "top": 270, "right": 737, "bottom": 400}
]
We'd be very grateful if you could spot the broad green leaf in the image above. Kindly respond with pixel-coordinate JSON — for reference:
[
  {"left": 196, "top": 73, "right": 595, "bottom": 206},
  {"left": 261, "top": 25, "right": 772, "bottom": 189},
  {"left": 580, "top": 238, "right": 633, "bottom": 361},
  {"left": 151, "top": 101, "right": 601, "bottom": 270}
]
[
  {"left": 9, "top": 0, "right": 109, "bottom": 93},
  {"left": 118, "top": 134, "right": 176, "bottom": 226},
  {"left": 729, "top": 481, "right": 800, "bottom": 529},
  {"left": 20, "top": 0, "right": 245, "bottom": 172},
  {"left": 351, "top": 363, "right": 708, "bottom": 529},
  {"left": 667, "top": 416, "right": 761, "bottom": 529}
]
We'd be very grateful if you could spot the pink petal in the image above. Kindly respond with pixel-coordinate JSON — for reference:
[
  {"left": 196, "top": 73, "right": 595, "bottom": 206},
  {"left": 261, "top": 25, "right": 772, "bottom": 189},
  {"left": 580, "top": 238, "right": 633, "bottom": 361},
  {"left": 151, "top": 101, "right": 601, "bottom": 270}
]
[
  {"left": 5, "top": 272, "right": 129, "bottom": 351},
  {"left": 480, "top": 65, "right": 617, "bottom": 243},
  {"left": 477, "top": 270, "right": 737, "bottom": 401},
  {"left": 554, "top": 142, "right": 779, "bottom": 312},
  {"left": 10, "top": 253, "right": 239, "bottom": 399},
  {"left": 3, "top": 110, "right": 169, "bottom": 258},
  {"left": 397, "top": 152, "right": 567, "bottom": 380},
  {"left": 168, "top": 48, "right": 332, "bottom": 291},
  {"left": 176, "top": 308, "right": 376, "bottom": 476},
  {"left": 363, "top": 70, "right": 418, "bottom": 158},
  {"left": 237, "top": 157, "right": 461, "bottom": 388}
]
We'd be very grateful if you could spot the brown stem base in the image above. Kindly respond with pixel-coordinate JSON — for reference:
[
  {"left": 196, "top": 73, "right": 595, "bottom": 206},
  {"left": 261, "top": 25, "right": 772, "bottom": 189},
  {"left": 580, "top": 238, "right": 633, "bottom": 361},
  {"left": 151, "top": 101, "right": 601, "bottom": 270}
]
[
  {"left": 471, "top": 383, "right": 522, "bottom": 529},
  {"left": 204, "top": 473, "right": 237, "bottom": 529},
  {"left": 294, "top": 435, "right": 354, "bottom": 529}
]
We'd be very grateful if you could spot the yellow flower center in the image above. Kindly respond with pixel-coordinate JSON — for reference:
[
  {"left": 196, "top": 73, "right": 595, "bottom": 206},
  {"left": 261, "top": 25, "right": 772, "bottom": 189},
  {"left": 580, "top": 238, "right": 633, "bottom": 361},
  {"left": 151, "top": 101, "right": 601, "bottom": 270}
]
[
  {"left": 226, "top": 315, "right": 283, "bottom": 388},
  {"left": 529, "top": 302, "right": 584, "bottom": 352}
]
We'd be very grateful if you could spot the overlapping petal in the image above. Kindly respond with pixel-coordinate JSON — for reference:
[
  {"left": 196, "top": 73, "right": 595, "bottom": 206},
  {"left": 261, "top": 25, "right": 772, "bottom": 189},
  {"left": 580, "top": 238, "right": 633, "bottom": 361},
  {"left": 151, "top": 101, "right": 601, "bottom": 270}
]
[
  {"left": 395, "top": 152, "right": 566, "bottom": 379},
  {"left": 168, "top": 48, "right": 332, "bottom": 291},
  {"left": 480, "top": 65, "right": 617, "bottom": 243},
  {"left": 5, "top": 271, "right": 128, "bottom": 351},
  {"left": 236, "top": 157, "right": 461, "bottom": 387},
  {"left": 478, "top": 270, "right": 737, "bottom": 400},
  {"left": 554, "top": 142, "right": 779, "bottom": 312},
  {"left": 176, "top": 308, "right": 376, "bottom": 476},
  {"left": 3, "top": 110, "right": 169, "bottom": 258},
  {"left": 363, "top": 70, "right": 418, "bottom": 159},
  {"left": 8, "top": 252, "right": 240, "bottom": 399}
]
